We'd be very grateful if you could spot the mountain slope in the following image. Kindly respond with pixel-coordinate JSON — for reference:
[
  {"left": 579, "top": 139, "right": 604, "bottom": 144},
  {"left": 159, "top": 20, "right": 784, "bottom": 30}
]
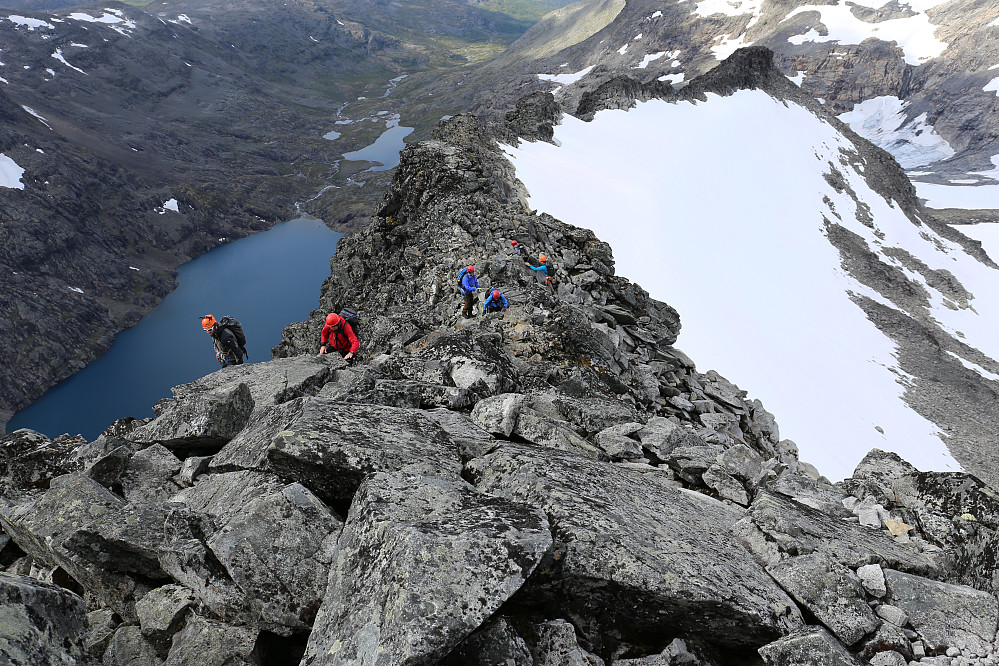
[
  {"left": 502, "top": 47, "right": 999, "bottom": 484},
  {"left": 431, "top": 0, "right": 999, "bottom": 190},
  {"left": 0, "top": 0, "right": 562, "bottom": 430}
]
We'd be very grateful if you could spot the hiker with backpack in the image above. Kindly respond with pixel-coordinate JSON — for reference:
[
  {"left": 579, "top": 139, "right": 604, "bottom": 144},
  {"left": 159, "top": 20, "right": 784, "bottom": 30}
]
[
  {"left": 201, "top": 314, "right": 247, "bottom": 366},
  {"left": 483, "top": 288, "right": 509, "bottom": 313},
  {"left": 458, "top": 265, "right": 479, "bottom": 318},
  {"left": 318, "top": 311, "right": 359, "bottom": 361},
  {"left": 525, "top": 254, "right": 554, "bottom": 289}
]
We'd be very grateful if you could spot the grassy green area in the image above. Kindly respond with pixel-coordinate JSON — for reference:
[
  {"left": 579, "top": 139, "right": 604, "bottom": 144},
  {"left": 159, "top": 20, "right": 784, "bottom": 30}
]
[{"left": 468, "top": 0, "right": 577, "bottom": 23}]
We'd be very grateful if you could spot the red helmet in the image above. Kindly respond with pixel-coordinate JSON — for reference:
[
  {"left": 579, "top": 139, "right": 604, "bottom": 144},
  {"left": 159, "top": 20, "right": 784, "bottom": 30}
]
[
  {"left": 326, "top": 313, "right": 341, "bottom": 326},
  {"left": 510, "top": 240, "right": 518, "bottom": 247},
  {"left": 466, "top": 265, "right": 475, "bottom": 274},
  {"left": 492, "top": 289, "right": 500, "bottom": 300}
]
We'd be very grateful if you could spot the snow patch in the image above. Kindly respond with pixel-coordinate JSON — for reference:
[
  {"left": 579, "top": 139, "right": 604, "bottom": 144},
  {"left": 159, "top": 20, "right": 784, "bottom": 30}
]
[
  {"left": 837, "top": 96, "right": 954, "bottom": 168},
  {"left": 502, "top": 89, "right": 983, "bottom": 481},
  {"left": 6, "top": 15, "right": 54, "bottom": 30},
  {"left": 634, "top": 52, "right": 666, "bottom": 69},
  {"left": 915, "top": 182, "right": 999, "bottom": 209},
  {"left": 162, "top": 198, "right": 179, "bottom": 212},
  {"left": 658, "top": 72, "right": 685, "bottom": 84},
  {"left": 946, "top": 351, "right": 999, "bottom": 382},
  {"left": 538, "top": 65, "right": 594, "bottom": 86},
  {"left": 784, "top": 4, "right": 947, "bottom": 65},
  {"left": 21, "top": 106, "right": 52, "bottom": 130},
  {"left": 788, "top": 70, "right": 807, "bottom": 85},
  {"left": 51, "top": 48, "right": 87, "bottom": 75},
  {"left": 0, "top": 153, "right": 25, "bottom": 189},
  {"left": 68, "top": 287, "right": 84, "bottom": 294},
  {"left": 985, "top": 77, "right": 999, "bottom": 96},
  {"left": 617, "top": 44, "right": 629, "bottom": 55}
]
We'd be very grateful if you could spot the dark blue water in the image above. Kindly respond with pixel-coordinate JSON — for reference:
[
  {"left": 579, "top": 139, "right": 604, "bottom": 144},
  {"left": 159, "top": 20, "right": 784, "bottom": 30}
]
[
  {"left": 342, "top": 123, "right": 415, "bottom": 172},
  {"left": 8, "top": 217, "right": 342, "bottom": 440}
]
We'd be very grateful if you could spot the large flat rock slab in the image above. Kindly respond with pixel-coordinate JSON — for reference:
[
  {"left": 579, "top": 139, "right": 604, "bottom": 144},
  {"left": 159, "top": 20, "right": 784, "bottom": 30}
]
[
  {"left": 0, "top": 572, "right": 90, "bottom": 666},
  {"left": 210, "top": 398, "right": 462, "bottom": 504},
  {"left": 883, "top": 568, "right": 998, "bottom": 655},
  {"left": 302, "top": 471, "right": 551, "bottom": 666},
  {"left": 467, "top": 443, "right": 803, "bottom": 654},
  {"left": 747, "top": 491, "right": 939, "bottom": 575},
  {"left": 165, "top": 470, "right": 342, "bottom": 633},
  {"left": 171, "top": 356, "right": 338, "bottom": 415}
]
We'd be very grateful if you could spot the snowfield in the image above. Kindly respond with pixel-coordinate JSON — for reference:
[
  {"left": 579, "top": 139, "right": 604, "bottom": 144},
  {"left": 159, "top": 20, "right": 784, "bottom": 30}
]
[{"left": 502, "top": 89, "right": 999, "bottom": 481}]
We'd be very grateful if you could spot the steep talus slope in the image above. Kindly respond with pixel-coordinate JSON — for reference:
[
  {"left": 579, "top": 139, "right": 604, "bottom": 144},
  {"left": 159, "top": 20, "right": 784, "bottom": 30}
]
[
  {"left": 2, "top": 47, "right": 999, "bottom": 666},
  {"left": 504, "top": 46, "right": 999, "bottom": 490}
]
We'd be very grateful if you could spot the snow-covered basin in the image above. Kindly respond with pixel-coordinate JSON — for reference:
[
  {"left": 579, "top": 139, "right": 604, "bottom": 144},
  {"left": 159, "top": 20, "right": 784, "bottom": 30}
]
[{"left": 502, "top": 90, "right": 999, "bottom": 481}]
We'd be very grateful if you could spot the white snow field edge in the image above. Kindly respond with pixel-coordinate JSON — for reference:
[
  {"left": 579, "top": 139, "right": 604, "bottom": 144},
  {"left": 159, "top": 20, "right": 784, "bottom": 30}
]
[{"left": 502, "top": 89, "right": 999, "bottom": 481}]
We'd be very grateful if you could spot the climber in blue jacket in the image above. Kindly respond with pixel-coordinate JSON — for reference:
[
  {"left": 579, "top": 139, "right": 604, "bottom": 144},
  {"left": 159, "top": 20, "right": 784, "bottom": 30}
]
[
  {"left": 483, "top": 289, "right": 509, "bottom": 313},
  {"left": 459, "top": 265, "right": 479, "bottom": 318}
]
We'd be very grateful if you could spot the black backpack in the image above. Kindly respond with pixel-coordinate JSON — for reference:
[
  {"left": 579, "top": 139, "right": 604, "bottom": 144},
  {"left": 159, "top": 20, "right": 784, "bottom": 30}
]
[
  {"left": 337, "top": 309, "right": 360, "bottom": 336},
  {"left": 218, "top": 315, "right": 248, "bottom": 358}
]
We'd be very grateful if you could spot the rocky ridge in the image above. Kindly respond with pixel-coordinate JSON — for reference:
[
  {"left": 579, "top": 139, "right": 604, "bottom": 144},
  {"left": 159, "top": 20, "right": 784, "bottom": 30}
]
[{"left": 2, "top": 47, "right": 999, "bottom": 666}]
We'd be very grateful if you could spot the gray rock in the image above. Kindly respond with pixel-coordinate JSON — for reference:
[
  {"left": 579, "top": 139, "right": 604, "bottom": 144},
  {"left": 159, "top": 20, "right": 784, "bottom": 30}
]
[
  {"left": 302, "top": 471, "right": 551, "bottom": 665},
  {"left": 665, "top": 445, "right": 726, "bottom": 485},
  {"left": 372, "top": 379, "right": 471, "bottom": 409},
  {"left": 857, "top": 563, "right": 887, "bottom": 598},
  {"left": 611, "top": 637, "right": 703, "bottom": 664},
  {"left": 716, "top": 444, "right": 766, "bottom": 487},
  {"left": 135, "top": 584, "right": 197, "bottom": 651},
  {"left": 0, "top": 429, "right": 84, "bottom": 501},
  {"left": 210, "top": 398, "right": 462, "bottom": 504},
  {"left": 166, "top": 355, "right": 336, "bottom": 416},
  {"left": 883, "top": 568, "right": 998, "bottom": 655},
  {"left": 548, "top": 394, "right": 639, "bottom": 436},
  {"left": 594, "top": 422, "right": 645, "bottom": 461},
  {"left": 702, "top": 465, "right": 750, "bottom": 505},
  {"left": 758, "top": 626, "right": 865, "bottom": 665},
  {"left": 769, "top": 470, "right": 852, "bottom": 516},
  {"left": 166, "top": 470, "right": 341, "bottom": 633},
  {"left": 177, "top": 456, "right": 212, "bottom": 487},
  {"left": 766, "top": 552, "right": 878, "bottom": 646},
  {"left": 526, "top": 619, "right": 603, "bottom": 666},
  {"left": 468, "top": 443, "right": 802, "bottom": 654},
  {"left": 513, "top": 408, "right": 606, "bottom": 460},
  {"left": 857, "top": 620, "right": 912, "bottom": 662},
  {"left": 635, "top": 417, "right": 680, "bottom": 458},
  {"left": 86, "top": 608, "right": 120, "bottom": 658},
  {"left": 746, "top": 491, "right": 939, "bottom": 575},
  {"left": 103, "top": 624, "right": 163, "bottom": 666},
  {"left": 163, "top": 615, "right": 258, "bottom": 666},
  {"left": 128, "top": 383, "right": 254, "bottom": 449},
  {"left": 0, "top": 474, "right": 167, "bottom": 619},
  {"left": 438, "top": 616, "right": 534, "bottom": 666},
  {"left": 471, "top": 392, "right": 527, "bottom": 437},
  {"left": 876, "top": 604, "right": 909, "bottom": 627},
  {"left": 867, "top": 651, "right": 907, "bottom": 666},
  {"left": 84, "top": 446, "right": 133, "bottom": 488},
  {"left": 841, "top": 449, "right": 919, "bottom": 504},
  {"left": 422, "top": 407, "right": 496, "bottom": 460},
  {"left": 0, "top": 572, "right": 90, "bottom": 666},
  {"left": 118, "top": 444, "right": 183, "bottom": 504}
]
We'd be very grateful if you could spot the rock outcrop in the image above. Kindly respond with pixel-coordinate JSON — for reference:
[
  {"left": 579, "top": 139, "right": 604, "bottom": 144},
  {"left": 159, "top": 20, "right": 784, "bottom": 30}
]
[{"left": 2, "top": 50, "right": 999, "bottom": 666}]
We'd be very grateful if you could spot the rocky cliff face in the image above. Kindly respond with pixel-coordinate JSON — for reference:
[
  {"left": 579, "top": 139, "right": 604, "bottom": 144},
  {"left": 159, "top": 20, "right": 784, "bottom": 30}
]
[{"left": 2, "top": 47, "right": 999, "bottom": 666}]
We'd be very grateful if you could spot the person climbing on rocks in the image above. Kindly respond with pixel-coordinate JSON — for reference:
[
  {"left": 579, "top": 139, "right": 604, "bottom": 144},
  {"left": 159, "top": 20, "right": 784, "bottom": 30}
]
[
  {"left": 509, "top": 239, "right": 522, "bottom": 256},
  {"left": 525, "top": 253, "right": 555, "bottom": 290},
  {"left": 202, "top": 314, "right": 247, "bottom": 366},
  {"left": 458, "top": 265, "right": 479, "bottom": 318},
  {"left": 483, "top": 288, "right": 509, "bottom": 313},
  {"left": 319, "top": 312, "right": 359, "bottom": 361}
]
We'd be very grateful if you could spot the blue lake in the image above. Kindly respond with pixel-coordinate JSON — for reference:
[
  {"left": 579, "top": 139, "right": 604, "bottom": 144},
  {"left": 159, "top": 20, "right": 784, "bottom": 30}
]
[
  {"left": 8, "top": 217, "right": 342, "bottom": 441},
  {"left": 342, "top": 123, "right": 414, "bottom": 171}
]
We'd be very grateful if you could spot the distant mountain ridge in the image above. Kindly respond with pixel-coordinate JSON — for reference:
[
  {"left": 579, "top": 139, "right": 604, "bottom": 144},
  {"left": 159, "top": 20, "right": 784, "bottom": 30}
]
[{"left": 440, "top": 0, "right": 999, "bottom": 186}]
